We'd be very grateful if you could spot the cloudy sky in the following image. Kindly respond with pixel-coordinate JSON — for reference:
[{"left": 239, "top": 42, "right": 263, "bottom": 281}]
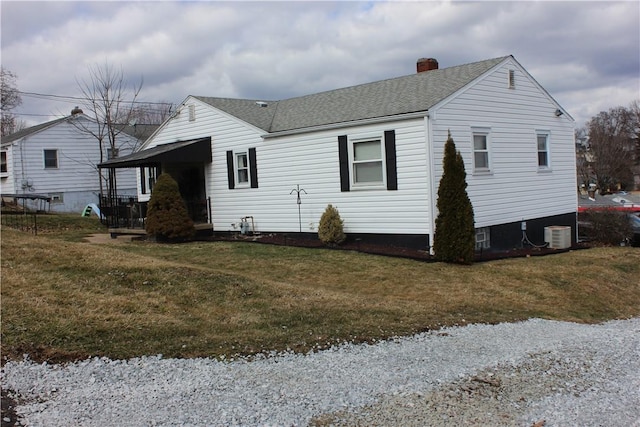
[{"left": 2, "top": 1, "right": 639, "bottom": 129}]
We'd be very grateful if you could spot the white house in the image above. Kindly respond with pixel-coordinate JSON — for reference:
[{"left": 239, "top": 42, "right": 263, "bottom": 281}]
[
  {"left": 1, "top": 109, "right": 142, "bottom": 213},
  {"left": 100, "top": 55, "right": 577, "bottom": 251}
]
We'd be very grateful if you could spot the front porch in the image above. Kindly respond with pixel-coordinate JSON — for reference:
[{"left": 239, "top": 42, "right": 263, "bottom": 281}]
[
  {"left": 100, "top": 194, "right": 213, "bottom": 238},
  {"left": 97, "top": 136, "right": 214, "bottom": 238}
]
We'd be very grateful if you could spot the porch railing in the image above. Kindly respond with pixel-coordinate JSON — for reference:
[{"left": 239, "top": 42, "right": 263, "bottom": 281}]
[{"left": 99, "top": 195, "right": 210, "bottom": 229}]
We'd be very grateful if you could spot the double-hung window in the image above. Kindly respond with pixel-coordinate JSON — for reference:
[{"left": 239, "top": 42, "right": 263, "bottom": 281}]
[
  {"left": 44, "top": 149, "right": 58, "bottom": 169},
  {"left": 235, "top": 152, "right": 249, "bottom": 186},
  {"left": 472, "top": 129, "right": 490, "bottom": 173},
  {"left": 107, "top": 148, "right": 119, "bottom": 160},
  {"left": 537, "top": 131, "right": 550, "bottom": 169},
  {"left": 352, "top": 139, "right": 384, "bottom": 185},
  {"left": 337, "top": 130, "right": 397, "bottom": 191},
  {"left": 226, "top": 148, "right": 258, "bottom": 189}
]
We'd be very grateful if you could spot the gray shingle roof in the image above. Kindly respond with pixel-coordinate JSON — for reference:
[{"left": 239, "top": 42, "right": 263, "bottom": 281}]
[
  {"left": 195, "top": 56, "right": 509, "bottom": 134},
  {"left": 1, "top": 116, "right": 69, "bottom": 145},
  {"left": 192, "top": 97, "right": 278, "bottom": 132},
  {"left": 1, "top": 115, "right": 157, "bottom": 147}
]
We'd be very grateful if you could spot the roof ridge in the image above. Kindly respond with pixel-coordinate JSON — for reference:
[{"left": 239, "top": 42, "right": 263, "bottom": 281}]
[{"left": 191, "top": 55, "right": 511, "bottom": 134}]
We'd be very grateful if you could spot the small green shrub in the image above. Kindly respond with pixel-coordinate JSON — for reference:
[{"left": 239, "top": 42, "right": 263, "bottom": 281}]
[
  {"left": 145, "top": 173, "right": 196, "bottom": 242},
  {"left": 318, "top": 204, "right": 346, "bottom": 245}
]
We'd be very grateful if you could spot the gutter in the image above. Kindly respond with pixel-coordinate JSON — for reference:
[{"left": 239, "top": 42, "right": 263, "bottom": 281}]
[{"left": 425, "top": 112, "right": 437, "bottom": 255}]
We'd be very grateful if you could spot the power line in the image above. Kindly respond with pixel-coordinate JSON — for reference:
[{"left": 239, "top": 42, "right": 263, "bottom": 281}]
[{"left": 17, "top": 90, "right": 174, "bottom": 106}]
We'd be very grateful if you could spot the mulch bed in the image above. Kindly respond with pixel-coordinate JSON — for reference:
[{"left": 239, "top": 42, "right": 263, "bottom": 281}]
[{"left": 206, "top": 232, "right": 580, "bottom": 262}]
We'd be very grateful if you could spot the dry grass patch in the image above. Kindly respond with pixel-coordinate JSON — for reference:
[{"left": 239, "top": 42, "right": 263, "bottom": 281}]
[{"left": 2, "top": 223, "right": 639, "bottom": 364}]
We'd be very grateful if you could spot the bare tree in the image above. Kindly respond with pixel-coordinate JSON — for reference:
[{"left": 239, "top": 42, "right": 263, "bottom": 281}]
[
  {"left": 575, "top": 127, "right": 593, "bottom": 190},
  {"left": 1, "top": 68, "right": 23, "bottom": 136},
  {"left": 74, "top": 62, "right": 143, "bottom": 206},
  {"left": 586, "top": 105, "right": 636, "bottom": 193},
  {"left": 130, "top": 101, "right": 173, "bottom": 125}
]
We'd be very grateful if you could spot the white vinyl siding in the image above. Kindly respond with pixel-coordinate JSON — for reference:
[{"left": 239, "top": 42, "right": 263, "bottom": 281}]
[
  {"left": 3, "top": 117, "right": 138, "bottom": 212},
  {"left": 148, "top": 99, "right": 431, "bottom": 235},
  {"left": 430, "top": 59, "right": 577, "bottom": 229},
  {"left": 138, "top": 57, "right": 576, "bottom": 239}
]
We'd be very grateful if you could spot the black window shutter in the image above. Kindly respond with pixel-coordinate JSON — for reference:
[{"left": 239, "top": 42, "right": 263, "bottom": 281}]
[
  {"left": 249, "top": 147, "right": 258, "bottom": 188},
  {"left": 384, "top": 130, "right": 397, "bottom": 190},
  {"left": 140, "top": 167, "right": 146, "bottom": 194},
  {"left": 338, "top": 135, "right": 350, "bottom": 192},
  {"left": 226, "top": 150, "right": 235, "bottom": 189}
]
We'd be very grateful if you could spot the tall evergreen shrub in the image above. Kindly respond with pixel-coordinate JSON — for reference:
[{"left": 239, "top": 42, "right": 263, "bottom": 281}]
[
  {"left": 145, "top": 173, "right": 196, "bottom": 242},
  {"left": 318, "top": 204, "right": 346, "bottom": 245},
  {"left": 433, "top": 132, "right": 475, "bottom": 264}
]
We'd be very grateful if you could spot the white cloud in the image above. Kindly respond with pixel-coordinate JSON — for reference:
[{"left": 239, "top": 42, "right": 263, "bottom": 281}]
[{"left": 2, "top": 1, "right": 638, "bottom": 127}]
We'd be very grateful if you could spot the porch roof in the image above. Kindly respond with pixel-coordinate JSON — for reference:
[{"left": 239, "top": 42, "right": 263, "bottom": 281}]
[{"left": 98, "top": 137, "right": 211, "bottom": 169}]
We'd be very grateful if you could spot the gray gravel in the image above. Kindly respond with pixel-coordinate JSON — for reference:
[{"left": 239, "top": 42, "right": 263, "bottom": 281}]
[{"left": 2, "top": 317, "right": 639, "bottom": 426}]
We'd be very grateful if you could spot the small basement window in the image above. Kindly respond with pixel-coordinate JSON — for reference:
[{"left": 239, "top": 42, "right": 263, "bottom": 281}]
[
  {"left": 49, "top": 193, "right": 64, "bottom": 204},
  {"left": 475, "top": 227, "right": 490, "bottom": 250}
]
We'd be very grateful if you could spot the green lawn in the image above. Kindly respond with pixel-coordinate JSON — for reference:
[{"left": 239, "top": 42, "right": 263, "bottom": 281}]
[{"left": 2, "top": 214, "right": 639, "bottom": 363}]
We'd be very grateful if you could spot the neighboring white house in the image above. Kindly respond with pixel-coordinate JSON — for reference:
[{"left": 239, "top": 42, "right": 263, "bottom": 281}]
[
  {"left": 1, "top": 109, "right": 142, "bottom": 213},
  {"left": 100, "top": 55, "right": 577, "bottom": 251}
]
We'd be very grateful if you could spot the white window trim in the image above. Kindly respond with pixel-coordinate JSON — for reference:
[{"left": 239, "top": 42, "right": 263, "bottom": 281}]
[
  {"left": 536, "top": 130, "right": 552, "bottom": 171},
  {"left": 471, "top": 127, "right": 492, "bottom": 175},
  {"left": 43, "top": 149, "right": 58, "bottom": 169},
  {"left": 349, "top": 135, "right": 386, "bottom": 189},
  {"left": 188, "top": 104, "right": 196, "bottom": 122},
  {"left": 235, "top": 152, "right": 250, "bottom": 188}
]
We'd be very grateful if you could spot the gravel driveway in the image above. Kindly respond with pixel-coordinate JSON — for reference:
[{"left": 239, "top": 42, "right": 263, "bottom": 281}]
[{"left": 2, "top": 317, "right": 639, "bottom": 426}]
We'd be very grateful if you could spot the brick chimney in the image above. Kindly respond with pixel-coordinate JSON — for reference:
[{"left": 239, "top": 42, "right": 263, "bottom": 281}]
[{"left": 417, "top": 58, "right": 438, "bottom": 73}]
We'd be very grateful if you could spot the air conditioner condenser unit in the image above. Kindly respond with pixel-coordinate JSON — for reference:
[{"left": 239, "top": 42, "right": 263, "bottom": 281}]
[{"left": 544, "top": 226, "right": 572, "bottom": 249}]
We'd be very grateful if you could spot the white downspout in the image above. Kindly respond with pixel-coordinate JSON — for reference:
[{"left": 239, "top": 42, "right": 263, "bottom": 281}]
[{"left": 425, "top": 113, "right": 437, "bottom": 255}]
